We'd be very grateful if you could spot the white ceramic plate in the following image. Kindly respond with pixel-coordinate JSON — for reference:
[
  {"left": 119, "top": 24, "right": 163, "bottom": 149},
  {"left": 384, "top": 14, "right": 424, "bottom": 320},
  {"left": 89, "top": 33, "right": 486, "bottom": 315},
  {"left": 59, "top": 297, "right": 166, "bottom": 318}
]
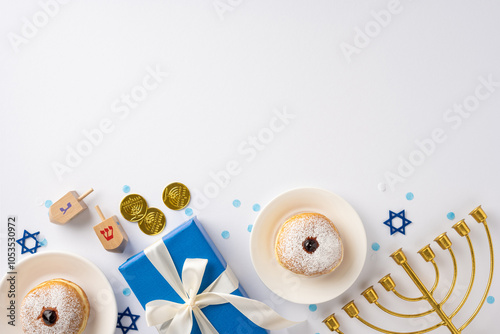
[
  {"left": 250, "top": 188, "right": 367, "bottom": 304},
  {"left": 0, "top": 251, "right": 117, "bottom": 333}
]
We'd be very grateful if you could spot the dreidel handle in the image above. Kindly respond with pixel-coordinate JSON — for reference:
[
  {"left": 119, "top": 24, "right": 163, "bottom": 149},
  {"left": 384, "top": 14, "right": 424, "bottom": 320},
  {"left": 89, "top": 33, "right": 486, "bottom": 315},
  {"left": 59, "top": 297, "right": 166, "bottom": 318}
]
[
  {"left": 78, "top": 188, "right": 94, "bottom": 201},
  {"left": 95, "top": 205, "right": 106, "bottom": 221}
]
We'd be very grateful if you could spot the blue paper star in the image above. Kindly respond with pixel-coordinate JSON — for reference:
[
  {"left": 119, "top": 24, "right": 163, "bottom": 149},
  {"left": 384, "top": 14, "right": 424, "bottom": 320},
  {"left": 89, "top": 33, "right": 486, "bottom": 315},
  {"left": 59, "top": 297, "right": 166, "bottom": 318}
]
[
  {"left": 116, "top": 307, "right": 140, "bottom": 334},
  {"left": 383, "top": 210, "right": 412, "bottom": 235},
  {"left": 16, "top": 230, "right": 42, "bottom": 254}
]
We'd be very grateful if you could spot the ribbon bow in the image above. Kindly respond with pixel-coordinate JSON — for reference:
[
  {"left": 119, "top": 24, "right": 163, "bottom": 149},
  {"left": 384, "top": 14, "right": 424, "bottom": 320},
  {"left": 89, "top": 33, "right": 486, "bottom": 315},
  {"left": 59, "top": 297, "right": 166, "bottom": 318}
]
[{"left": 144, "top": 239, "right": 299, "bottom": 334}]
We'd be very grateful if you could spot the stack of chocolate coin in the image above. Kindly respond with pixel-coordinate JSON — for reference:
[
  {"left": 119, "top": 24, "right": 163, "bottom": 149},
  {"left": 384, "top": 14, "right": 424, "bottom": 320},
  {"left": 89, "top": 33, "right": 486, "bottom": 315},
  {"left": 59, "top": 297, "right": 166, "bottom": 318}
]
[{"left": 120, "top": 194, "right": 166, "bottom": 235}]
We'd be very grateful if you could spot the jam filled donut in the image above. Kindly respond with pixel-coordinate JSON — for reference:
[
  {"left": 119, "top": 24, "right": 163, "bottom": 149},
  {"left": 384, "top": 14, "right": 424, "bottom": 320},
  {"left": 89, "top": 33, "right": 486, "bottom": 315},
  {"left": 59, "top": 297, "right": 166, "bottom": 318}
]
[
  {"left": 20, "top": 278, "right": 90, "bottom": 334},
  {"left": 275, "top": 212, "right": 343, "bottom": 276}
]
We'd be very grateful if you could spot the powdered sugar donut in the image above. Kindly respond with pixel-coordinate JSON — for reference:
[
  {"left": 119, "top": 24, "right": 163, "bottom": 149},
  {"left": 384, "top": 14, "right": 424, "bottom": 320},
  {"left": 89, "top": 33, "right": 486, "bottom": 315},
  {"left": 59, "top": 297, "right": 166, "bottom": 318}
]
[
  {"left": 20, "top": 278, "right": 90, "bottom": 334},
  {"left": 275, "top": 213, "right": 343, "bottom": 276}
]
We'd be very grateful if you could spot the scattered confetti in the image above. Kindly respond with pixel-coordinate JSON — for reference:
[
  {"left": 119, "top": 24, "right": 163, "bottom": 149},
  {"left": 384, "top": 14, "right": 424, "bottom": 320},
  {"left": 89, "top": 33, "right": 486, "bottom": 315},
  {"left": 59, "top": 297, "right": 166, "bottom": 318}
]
[
  {"left": 123, "top": 185, "right": 131, "bottom": 193},
  {"left": 383, "top": 210, "right": 412, "bottom": 235},
  {"left": 116, "top": 307, "right": 140, "bottom": 334},
  {"left": 44, "top": 200, "right": 53, "bottom": 208},
  {"left": 123, "top": 288, "right": 131, "bottom": 296},
  {"left": 487, "top": 296, "right": 495, "bottom": 304},
  {"left": 406, "top": 192, "right": 414, "bottom": 200},
  {"left": 447, "top": 212, "right": 455, "bottom": 220},
  {"left": 378, "top": 183, "right": 387, "bottom": 192},
  {"left": 309, "top": 304, "right": 317, "bottom": 312},
  {"left": 221, "top": 230, "right": 230, "bottom": 239},
  {"left": 40, "top": 239, "right": 48, "bottom": 247},
  {"left": 252, "top": 204, "right": 261, "bottom": 212},
  {"left": 185, "top": 208, "right": 193, "bottom": 216},
  {"left": 233, "top": 199, "right": 241, "bottom": 208},
  {"left": 247, "top": 225, "right": 253, "bottom": 232},
  {"left": 17, "top": 230, "right": 42, "bottom": 254},
  {"left": 372, "top": 242, "right": 380, "bottom": 251}
]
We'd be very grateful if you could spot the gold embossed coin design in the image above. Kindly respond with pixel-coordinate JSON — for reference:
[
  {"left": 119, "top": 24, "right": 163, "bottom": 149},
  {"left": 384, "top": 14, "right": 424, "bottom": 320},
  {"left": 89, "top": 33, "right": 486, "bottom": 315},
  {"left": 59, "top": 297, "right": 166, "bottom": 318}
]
[
  {"left": 139, "top": 208, "right": 166, "bottom": 235},
  {"left": 120, "top": 194, "right": 148, "bottom": 222},
  {"left": 163, "top": 182, "right": 190, "bottom": 210}
]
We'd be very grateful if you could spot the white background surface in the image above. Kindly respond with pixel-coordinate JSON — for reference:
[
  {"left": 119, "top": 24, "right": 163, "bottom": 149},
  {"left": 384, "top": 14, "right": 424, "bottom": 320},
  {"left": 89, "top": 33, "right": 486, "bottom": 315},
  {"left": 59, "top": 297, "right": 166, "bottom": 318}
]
[{"left": 1, "top": 1, "right": 499, "bottom": 333}]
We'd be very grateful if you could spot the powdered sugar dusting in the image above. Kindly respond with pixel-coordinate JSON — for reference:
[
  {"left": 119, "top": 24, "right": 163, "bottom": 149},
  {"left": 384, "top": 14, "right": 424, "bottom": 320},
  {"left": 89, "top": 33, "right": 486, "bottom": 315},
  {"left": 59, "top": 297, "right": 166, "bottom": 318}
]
[
  {"left": 276, "top": 213, "right": 343, "bottom": 276},
  {"left": 21, "top": 280, "right": 85, "bottom": 334}
]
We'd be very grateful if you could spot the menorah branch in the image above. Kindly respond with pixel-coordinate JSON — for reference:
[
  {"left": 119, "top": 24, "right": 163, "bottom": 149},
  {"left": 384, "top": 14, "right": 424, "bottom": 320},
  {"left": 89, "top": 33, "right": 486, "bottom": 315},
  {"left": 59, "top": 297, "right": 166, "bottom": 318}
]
[
  {"left": 392, "top": 289, "right": 425, "bottom": 302},
  {"left": 437, "top": 247, "right": 457, "bottom": 307},
  {"left": 429, "top": 260, "right": 439, "bottom": 295},
  {"left": 378, "top": 274, "right": 425, "bottom": 302},
  {"left": 416, "top": 245, "right": 441, "bottom": 296},
  {"left": 355, "top": 314, "right": 443, "bottom": 334},
  {"left": 373, "top": 301, "right": 433, "bottom": 318},
  {"left": 458, "top": 218, "right": 494, "bottom": 331},
  {"left": 449, "top": 234, "right": 475, "bottom": 318},
  {"left": 362, "top": 285, "right": 434, "bottom": 318}
]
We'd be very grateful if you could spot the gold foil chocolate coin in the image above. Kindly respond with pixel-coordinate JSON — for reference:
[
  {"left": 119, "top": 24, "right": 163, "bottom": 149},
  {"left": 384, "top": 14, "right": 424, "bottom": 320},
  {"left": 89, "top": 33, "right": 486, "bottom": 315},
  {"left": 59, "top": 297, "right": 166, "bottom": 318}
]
[
  {"left": 139, "top": 208, "right": 166, "bottom": 235},
  {"left": 120, "top": 194, "right": 148, "bottom": 222},
  {"left": 162, "top": 182, "right": 190, "bottom": 210}
]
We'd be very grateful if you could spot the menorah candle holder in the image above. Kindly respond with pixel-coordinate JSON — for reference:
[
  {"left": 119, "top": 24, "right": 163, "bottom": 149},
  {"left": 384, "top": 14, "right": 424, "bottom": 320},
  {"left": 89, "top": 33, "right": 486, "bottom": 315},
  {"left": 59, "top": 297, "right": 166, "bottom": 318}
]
[{"left": 323, "top": 205, "right": 494, "bottom": 334}]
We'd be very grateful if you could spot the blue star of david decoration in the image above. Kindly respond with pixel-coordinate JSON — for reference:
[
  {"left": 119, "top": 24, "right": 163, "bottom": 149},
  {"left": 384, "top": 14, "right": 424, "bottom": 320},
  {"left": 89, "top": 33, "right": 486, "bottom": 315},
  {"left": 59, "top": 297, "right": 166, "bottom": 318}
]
[
  {"left": 117, "top": 307, "right": 140, "bottom": 334},
  {"left": 383, "top": 210, "right": 412, "bottom": 235},
  {"left": 16, "top": 230, "right": 42, "bottom": 254}
]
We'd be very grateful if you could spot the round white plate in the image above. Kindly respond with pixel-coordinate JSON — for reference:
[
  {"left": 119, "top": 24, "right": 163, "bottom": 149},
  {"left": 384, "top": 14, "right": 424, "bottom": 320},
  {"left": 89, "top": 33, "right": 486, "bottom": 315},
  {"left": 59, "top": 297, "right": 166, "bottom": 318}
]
[
  {"left": 250, "top": 187, "right": 367, "bottom": 304},
  {"left": 0, "top": 251, "right": 117, "bottom": 334}
]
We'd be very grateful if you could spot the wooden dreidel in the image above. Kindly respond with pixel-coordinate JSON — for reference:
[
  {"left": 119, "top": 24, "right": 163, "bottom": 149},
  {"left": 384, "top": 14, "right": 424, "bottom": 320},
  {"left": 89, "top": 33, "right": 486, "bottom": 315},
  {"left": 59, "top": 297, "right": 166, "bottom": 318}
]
[
  {"left": 93, "top": 205, "right": 128, "bottom": 253},
  {"left": 49, "top": 188, "right": 94, "bottom": 225}
]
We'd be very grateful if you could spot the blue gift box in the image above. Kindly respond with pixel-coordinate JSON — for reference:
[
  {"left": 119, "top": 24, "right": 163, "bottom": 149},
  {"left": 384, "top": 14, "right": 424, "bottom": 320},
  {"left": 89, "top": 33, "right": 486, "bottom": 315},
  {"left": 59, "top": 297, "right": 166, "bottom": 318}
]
[{"left": 119, "top": 217, "right": 268, "bottom": 334}]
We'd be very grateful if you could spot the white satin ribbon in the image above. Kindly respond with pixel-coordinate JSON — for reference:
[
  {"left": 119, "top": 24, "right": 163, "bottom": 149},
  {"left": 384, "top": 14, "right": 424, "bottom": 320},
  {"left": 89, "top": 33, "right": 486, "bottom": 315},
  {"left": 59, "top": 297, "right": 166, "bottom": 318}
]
[{"left": 144, "top": 239, "right": 299, "bottom": 334}]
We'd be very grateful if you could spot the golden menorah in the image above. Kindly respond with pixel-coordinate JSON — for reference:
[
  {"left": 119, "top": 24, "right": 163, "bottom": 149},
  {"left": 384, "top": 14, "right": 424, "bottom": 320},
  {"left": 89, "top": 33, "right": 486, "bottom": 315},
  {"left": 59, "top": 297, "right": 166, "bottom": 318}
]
[{"left": 323, "top": 205, "right": 494, "bottom": 334}]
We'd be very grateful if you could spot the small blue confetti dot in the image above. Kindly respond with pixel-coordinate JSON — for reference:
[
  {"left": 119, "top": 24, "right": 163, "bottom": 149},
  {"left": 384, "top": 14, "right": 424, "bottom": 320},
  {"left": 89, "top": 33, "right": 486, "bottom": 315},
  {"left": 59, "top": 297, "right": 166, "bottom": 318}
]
[
  {"left": 447, "top": 212, "right": 455, "bottom": 220},
  {"left": 123, "top": 288, "right": 131, "bottom": 296},
  {"left": 406, "top": 192, "right": 414, "bottom": 200},
  {"left": 309, "top": 304, "right": 317, "bottom": 312},
  {"left": 247, "top": 225, "right": 253, "bottom": 232},
  {"left": 185, "top": 208, "right": 193, "bottom": 216},
  {"left": 487, "top": 296, "right": 495, "bottom": 304},
  {"left": 40, "top": 239, "right": 48, "bottom": 247},
  {"left": 221, "top": 231, "right": 230, "bottom": 239},
  {"left": 45, "top": 200, "right": 53, "bottom": 208},
  {"left": 372, "top": 242, "right": 380, "bottom": 251},
  {"left": 123, "top": 185, "right": 130, "bottom": 193},
  {"left": 252, "top": 204, "right": 261, "bottom": 212},
  {"left": 233, "top": 199, "right": 241, "bottom": 208}
]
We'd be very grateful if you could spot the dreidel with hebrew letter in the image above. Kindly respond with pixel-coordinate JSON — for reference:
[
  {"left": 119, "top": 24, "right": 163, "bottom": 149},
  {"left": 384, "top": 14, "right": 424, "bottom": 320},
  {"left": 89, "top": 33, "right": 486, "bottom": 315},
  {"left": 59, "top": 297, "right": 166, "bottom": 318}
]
[
  {"left": 49, "top": 188, "right": 94, "bottom": 225},
  {"left": 93, "top": 205, "right": 128, "bottom": 253}
]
